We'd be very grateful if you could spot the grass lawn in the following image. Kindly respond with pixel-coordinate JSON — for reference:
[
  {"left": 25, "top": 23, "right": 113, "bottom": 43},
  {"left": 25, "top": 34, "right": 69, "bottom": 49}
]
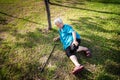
[{"left": 0, "top": 0, "right": 120, "bottom": 80}]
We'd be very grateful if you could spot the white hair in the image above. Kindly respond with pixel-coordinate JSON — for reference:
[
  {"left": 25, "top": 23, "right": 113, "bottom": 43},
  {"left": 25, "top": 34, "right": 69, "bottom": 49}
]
[{"left": 54, "top": 18, "right": 63, "bottom": 24}]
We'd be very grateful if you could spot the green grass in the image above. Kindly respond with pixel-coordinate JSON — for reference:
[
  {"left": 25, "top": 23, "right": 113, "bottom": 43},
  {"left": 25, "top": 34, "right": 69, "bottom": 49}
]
[{"left": 0, "top": 0, "right": 120, "bottom": 80}]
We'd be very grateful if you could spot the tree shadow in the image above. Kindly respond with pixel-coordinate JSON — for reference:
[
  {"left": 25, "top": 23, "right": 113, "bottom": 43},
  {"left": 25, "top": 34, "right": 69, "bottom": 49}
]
[
  {"left": 0, "top": 11, "right": 41, "bottom": 25},
  {"left": 20, "top": 62, "right": 46, "bottom": 80},
  {"left": 94, "top": 16, "right": 120, "bottom": 35},
  {"left": 9, "top": 28, "right": 59, "bottom": 48},
  {"left": 68, "top": 16, "right": 120, "bottom": 78},
  {"left": 70, "top": 17, "right": 120, "bottom": 34},
  {"left": 70, "top": 18, "right": 110, "bottom": 33},
  {"left": 70, "top": 16, "right": 120, "bottom": 35},
  {"left": 74, "top": 68, "right": 93, "bottom": 80},
  {"left": 49, "top": 1, "right": 120, "bottom": 16},
  {"left": 0, "top": 16, "right": 8, "bottom": 25},
  {"left": 94, "top": 1, "right": 120, "bottom": 4},
  {"left": 70, "top": 16, "right": 120, "bottom": 63},
  {"left": 80, "top": 35, "right": 120, "bottom": 64},
  {"left": 0, "top": 28, "right": 59, "bottom": 80},
  {"left": 0, "top": 16, "right": 10, "bottom": 33},
  {"left": 73, "top": 39, "right": 120, "bottom": 79},
  {"left": 0, "top": 37, "right": 3, "bottom": 46}
]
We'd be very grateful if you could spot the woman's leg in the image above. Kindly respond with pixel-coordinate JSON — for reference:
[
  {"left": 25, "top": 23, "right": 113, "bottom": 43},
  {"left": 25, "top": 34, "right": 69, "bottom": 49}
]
[
  {"left": 69, "top": 55, "right": 84, "bottom": 74},
  {"left": 65, "top": 46, "right": 84, "bottom": 74},
  {"left": 69, "top": 55, "right": 80, "bottom": 67},
  {"left": 76, "top": 46, "right": 88, "bottom": 52},
  {"left": 76, "top": 46, "right": 91, "bottom": 57}
]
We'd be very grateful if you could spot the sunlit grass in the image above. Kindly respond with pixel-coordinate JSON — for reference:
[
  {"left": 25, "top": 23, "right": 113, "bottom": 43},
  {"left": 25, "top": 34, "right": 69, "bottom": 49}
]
[{"left": 0, "top": 0, "right": 120, "bottom": 80}]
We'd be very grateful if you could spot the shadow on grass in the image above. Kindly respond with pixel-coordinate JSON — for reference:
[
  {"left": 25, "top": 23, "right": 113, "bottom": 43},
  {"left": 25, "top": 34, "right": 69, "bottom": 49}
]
[
  {"left": 74, "top": 68, "right": 93, "bottom": 80},
  {"left": 0, "top": 28, "right": 59, "bottom": 80},
  {"left": 70, "top": 16, "right": 120, "bottom": 63},
  {"left": 70, "top": 17, "right": 120, "bottom": 34},
  {"left": 88, "top": 0, "right": 120, "bottom": 4},
  {"left": 0, "top": 16, "right": 8, "bottom": 25},
  {"left": 0, "top": 60, "right": 46, "bottom": 80},
  {"left": 0, "top": 11, "right": 41, "bottom": 25},
  {"left": 68, "top": 16, "right": 120, "bottom": 79},
  {"left": 0, "top": 37, "right": 3, "bottom": 41},
  {"left": 9, "top": 28, "right": 59, "bottom": 48},
  {"left": 0, "top": 23, "right": 11, "bottom": 33},
  {"left": 49, "top": 1, "right": 120, "bottom": 16}
]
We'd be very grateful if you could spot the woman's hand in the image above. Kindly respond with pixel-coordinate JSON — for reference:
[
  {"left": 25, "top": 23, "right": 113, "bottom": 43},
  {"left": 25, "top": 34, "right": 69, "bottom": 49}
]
[
  {"left": 72, "top": 40, "right": 78, "bottom": 46},
  {"left": 53, "top": 36, "right": 60, "bottom": 42}
]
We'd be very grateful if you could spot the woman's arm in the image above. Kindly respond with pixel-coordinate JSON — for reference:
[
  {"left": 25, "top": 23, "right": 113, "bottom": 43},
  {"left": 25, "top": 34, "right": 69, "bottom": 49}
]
[{"left": 72, "top": 31, "right": 78, "bottom": 46}]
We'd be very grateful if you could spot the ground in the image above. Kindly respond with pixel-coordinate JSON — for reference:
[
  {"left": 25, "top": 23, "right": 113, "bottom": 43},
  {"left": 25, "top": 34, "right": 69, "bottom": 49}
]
[{"left": 0, "top": 0, "right": 120, "bottom": 80}]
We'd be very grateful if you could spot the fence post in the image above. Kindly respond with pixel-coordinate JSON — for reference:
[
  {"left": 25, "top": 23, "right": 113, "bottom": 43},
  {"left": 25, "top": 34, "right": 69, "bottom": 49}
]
[{"left": 44, "top": 0, "right": 52, "bottom": 30}]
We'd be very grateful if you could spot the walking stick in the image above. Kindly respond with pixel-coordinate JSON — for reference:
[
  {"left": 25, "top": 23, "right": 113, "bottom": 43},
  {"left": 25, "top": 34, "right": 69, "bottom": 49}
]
[{"left": 40, "top": 43, "right": 58, "bottom": 72}]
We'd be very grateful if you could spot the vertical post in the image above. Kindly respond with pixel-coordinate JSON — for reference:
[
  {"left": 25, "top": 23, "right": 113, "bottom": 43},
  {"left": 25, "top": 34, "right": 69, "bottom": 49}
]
[{"left": 44, "top": 0, "right": 52, "bottom": 30}]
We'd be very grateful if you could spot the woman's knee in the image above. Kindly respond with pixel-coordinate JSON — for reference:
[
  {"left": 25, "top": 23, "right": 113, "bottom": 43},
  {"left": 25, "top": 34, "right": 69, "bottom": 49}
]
[{"left": 83, "top": 47, "right": 88, "bottom": 51}]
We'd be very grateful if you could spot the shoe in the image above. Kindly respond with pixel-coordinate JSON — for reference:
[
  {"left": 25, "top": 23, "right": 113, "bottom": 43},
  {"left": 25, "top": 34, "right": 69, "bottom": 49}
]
[{"left": 72, "top": 65, "right": 84, "bottom": 74}]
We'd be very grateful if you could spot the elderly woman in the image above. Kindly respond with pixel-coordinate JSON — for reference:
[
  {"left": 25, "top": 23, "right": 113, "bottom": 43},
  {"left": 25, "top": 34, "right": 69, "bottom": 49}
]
[{"left": 53, "top": 18, "right": 91, "bottom": 74}]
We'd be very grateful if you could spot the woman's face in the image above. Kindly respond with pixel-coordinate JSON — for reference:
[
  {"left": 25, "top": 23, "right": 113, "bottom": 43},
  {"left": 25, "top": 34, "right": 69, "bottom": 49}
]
[{"left": 55, "top": 22, "right": 63, "bottom": 29}]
